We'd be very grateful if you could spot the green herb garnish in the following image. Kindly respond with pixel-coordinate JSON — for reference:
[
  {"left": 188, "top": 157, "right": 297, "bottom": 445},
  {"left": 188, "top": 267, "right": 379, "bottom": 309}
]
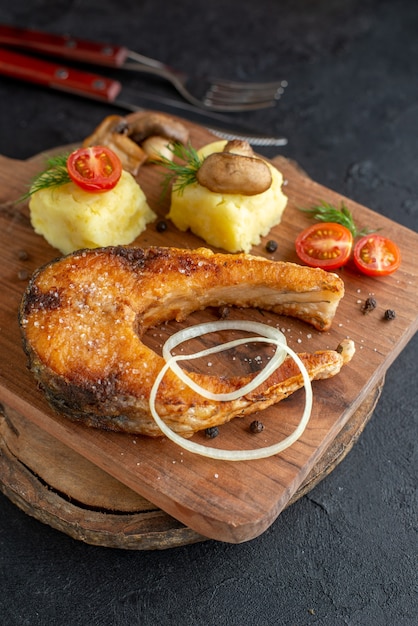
[
  {"left": 299, "top": 200, "right": 377, "bottom": 238},
  {"left": 20, "top": 153, "right": 71, "bottom": 201},
  {"left": 154, "top": 142, "right": 204, "bottom": 197}
]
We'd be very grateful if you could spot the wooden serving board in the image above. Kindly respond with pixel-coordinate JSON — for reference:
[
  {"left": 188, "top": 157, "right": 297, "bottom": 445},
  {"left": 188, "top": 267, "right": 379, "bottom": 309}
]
[
  {"left": 0, "top": 379, "right": 384, "bottom": 549},
  {"left": 0, "top": 117, "right": 417, "bottom": 544}
]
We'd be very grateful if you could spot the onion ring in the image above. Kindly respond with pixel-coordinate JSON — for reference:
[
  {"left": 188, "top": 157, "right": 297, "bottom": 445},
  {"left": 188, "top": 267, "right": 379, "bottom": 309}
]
[
  {"left": 149, "top": 321, "right": 313, "bottom": 461},
  {"left": 162, "top": 320, "right": 287, "bottom": 402}
]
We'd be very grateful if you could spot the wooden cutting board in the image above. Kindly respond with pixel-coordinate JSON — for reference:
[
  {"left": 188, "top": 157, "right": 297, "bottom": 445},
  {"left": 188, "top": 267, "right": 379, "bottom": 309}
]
[
  {"left": 0, "top": 116, "right": 417, "bottom": 543},
  {"left": 0, "top": 379, "right": 384, "bottom": 549}
]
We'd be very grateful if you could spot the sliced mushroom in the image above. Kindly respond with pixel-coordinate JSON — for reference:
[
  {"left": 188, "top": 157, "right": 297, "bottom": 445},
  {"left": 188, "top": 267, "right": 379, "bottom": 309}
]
[
  {"left": 82, "top": 112, "right": 190, "bottom": 174},
  {"left": 126, "top": 111, "right": 189, "bottom": 145},
  {"left": 196, "top": 152, "right": 272, "bottom": 195},
  {"left": 82, "top": 115, "right": 147, "bottom": 175},
  {"left": 105, "top": 134, "right": 148, "bottom": 175},
  {"left": 125, "top": 111, "right": 189, "bottom": 162}
]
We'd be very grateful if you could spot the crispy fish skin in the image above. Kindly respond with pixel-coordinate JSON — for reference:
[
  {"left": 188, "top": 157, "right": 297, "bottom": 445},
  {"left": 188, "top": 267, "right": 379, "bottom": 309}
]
[{"left": 19, "top": 246, "right": 350, "bottom": 437}]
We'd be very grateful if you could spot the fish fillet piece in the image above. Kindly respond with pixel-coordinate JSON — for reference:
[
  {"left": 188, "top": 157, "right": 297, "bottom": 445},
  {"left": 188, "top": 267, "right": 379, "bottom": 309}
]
[{"left": 19, "top": 246, "right": 351, "bottom": 437}]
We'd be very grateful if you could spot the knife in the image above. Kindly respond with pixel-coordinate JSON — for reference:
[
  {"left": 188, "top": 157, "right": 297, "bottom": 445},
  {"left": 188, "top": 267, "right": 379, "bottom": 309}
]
[{"left": 0, "top": 47, "right": 287, "bottom": 147}]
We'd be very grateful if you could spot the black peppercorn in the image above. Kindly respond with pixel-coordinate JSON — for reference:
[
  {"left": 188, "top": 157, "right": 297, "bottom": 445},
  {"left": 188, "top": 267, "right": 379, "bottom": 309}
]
[
  {"left": 249, "top": 420, "right": 264, "bottom": 433},
  {"left": 361, "top": 296, "right": 377, "bottom": 314},
  {"left": 17, "top": 249, "right": 29, "bottom": 261},
  {"left": 156, "top": 219, "right": 168, "bottom": 233},
  {"left": 205, "top": 426, "right": 219, "bottom": 439},
  {"left": 265, "top": 240, "right": 278, "bottom": 253},
  {"left": 384, "top": 309, "right": 396, "bottom": 320}
]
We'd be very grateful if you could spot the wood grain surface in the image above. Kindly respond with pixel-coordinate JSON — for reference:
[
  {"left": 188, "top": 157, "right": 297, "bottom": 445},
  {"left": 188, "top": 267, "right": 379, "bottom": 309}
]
[
  {"left": 0, "top": 116, "right": 417, "bottom": 543},
  {"left": 0, "top": 378, "right": 384, "bottom": 549}
]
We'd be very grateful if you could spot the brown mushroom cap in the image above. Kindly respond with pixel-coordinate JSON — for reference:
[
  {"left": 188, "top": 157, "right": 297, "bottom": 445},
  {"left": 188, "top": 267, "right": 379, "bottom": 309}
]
[
  {"left": 196, "top": 152, "right": 273, "bottom": 196},
  {"left": 125, "top": 111, "right": 189, "bottom": 145},
  {"left": 222, "top": 139, "right": 255, "bottom": 157}
]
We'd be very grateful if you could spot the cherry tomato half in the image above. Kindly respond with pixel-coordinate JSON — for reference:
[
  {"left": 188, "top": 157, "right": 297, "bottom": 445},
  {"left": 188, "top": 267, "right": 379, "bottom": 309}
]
[
  {"left": 295, "top": 222, "right": 353, "bottom": 270},
  {"left": 67, "top": 146, "right": 122, "bottom": 192},
  {"left": 353, "top": 234, "right": 401, "bottom": 276}
]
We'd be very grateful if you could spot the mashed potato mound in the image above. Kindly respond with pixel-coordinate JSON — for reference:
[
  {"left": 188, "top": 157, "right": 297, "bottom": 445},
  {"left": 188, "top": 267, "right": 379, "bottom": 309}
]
[
  {"left": 29, "top": 170, "right": 156, "bottom": 255},
  {"left": 167, "top": 140, "right": 287, "bottom": 253}
]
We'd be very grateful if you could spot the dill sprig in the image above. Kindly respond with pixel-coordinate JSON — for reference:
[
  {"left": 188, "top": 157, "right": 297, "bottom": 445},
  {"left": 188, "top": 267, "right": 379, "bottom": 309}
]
[
  {"left": 153, "top": 142, "right": 204, "bottom": 197},
  {"left": 299, "top": 200, "right": 377, "bottom": 238},
  {"left": 20, "top": 153, "right": 71, "bottom": 201}
]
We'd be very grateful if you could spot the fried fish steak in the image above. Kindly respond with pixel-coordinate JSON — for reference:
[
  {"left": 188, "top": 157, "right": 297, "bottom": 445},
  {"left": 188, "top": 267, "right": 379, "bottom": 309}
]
[{"left": 19, "top": 246, "right": 352, "bottom": 437}]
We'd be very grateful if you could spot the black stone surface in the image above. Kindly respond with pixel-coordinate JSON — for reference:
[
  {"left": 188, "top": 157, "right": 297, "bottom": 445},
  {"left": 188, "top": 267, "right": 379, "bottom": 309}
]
[{"left": 0, "top": 1, "right": 416, "bottom": 625}]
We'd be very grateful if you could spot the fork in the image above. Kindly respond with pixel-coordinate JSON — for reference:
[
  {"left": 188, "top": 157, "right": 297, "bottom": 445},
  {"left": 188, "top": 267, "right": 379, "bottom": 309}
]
[
  {"left": 121, "top": 50, "right": 287, "bottom": 111},
  {"left": 0, "top": 24, "right": 287, "bottom": 112}
]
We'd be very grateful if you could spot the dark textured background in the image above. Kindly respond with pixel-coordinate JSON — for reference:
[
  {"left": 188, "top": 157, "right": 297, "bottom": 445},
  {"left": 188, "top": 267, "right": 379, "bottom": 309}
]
[{"left": 0, "top": 1, "right": 417, "bottom": 625}]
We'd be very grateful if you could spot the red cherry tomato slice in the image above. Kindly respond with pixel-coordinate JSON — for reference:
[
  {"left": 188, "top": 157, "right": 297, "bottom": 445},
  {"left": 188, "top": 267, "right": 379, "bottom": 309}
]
[
  {"left": 295, "top": 222, "right": 353, "bottom": 270},
  {"left": 67, "top": 146, "right": 122, "bottom": 192},
  {"left": 353, "top": 234, "right": 401, "bottom": 276}
]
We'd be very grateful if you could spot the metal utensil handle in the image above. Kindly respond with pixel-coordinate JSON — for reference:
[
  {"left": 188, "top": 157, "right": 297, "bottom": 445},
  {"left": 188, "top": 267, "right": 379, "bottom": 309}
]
[
  {"left": 0, "top": 48, "right": 121, "bottom": 101},
  {"left": 0, "top": 24, "right": 128, "bottom": 67}
]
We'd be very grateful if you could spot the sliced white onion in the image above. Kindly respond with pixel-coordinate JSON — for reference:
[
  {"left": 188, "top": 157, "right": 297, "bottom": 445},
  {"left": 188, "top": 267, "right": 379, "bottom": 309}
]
[
  {"left": 162, "top": 320, "right": 287, "bottom": 402},
  {"left": 148, "top": 320, "right": 313, "bottom": 461},
  {"left": 163, "top": 319, "right": 286, "bottom": 356}
]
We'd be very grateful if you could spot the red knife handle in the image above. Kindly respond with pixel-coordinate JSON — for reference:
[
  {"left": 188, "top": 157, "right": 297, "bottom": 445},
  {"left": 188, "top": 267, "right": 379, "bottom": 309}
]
[
  {"left": 0, "top": 48, "right": 121, "bottom": 102},
  {"left": 0, "top": 24, "right": 128, "bottom": 67}
]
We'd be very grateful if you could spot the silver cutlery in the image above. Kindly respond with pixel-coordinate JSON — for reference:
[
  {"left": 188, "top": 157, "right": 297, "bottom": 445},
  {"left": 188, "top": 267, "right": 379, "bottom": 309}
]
[
  {"left": 0, "top": 47, "right": 288, "bottom": 147},
  {"left": 0, "top": 24, "right": 287, "bottom": 112}
]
